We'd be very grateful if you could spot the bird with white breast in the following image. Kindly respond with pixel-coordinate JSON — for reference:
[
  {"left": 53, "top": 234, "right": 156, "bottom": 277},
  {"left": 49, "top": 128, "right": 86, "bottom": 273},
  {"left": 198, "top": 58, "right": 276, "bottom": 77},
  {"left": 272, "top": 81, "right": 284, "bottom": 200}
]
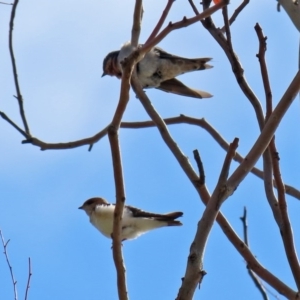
[
  {"left": 102, "top": 41, "right": 213, "bottom": 99},
  {"left": 79, "top": 197, "right": 183, "bottom": 241}
]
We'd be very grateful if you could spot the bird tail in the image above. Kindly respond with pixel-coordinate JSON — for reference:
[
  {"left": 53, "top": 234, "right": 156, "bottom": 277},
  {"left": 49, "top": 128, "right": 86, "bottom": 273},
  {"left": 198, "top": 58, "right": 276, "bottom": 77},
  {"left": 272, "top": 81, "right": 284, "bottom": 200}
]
[{"left": 156, "top": 212, "right": 183, "bottom": 226}]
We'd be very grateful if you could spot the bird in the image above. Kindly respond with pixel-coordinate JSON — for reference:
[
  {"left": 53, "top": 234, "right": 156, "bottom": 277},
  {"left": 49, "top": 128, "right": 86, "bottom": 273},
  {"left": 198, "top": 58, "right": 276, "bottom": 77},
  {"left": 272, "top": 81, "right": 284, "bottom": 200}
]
[
  {"left": 102, "top": 41, "right": 213, "bottom": 99},
  {"left": 79, "top": 197, "right": 183, "bottom": 241}
]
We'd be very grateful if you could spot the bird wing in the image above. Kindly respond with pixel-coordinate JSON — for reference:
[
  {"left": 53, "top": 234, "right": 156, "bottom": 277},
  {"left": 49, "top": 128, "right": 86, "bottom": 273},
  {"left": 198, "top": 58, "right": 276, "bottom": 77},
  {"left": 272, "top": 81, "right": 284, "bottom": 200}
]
[
  {"left": 125, "top": 205, "right": 183, "bottom": 221},
  {"left": 156, "top": 78, "right": 212, "bottom": 99},
  {"left": 154, "top": 47, "right": 212, "bottom": 63}
]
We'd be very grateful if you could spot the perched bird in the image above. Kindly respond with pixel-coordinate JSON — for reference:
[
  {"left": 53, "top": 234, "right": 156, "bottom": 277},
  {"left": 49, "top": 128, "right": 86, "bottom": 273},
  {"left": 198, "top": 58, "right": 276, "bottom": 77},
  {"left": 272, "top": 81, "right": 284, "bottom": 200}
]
[
  {"left": 79, "top": 197, "right": 183, "bottom": 241},
  {"left": 102, "top": 42, "right": 213, "bottom": 99}
]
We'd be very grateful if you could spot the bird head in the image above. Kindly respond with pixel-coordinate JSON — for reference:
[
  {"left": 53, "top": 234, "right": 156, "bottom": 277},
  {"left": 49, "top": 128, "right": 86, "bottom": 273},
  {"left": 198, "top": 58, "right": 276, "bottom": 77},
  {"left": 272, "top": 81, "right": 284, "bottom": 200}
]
[
  {"left": 79, "top": 197, "right": 109, "bottom": 216},
  {"left": 102, "top": 50, "right": 122, "bottom": 78}
]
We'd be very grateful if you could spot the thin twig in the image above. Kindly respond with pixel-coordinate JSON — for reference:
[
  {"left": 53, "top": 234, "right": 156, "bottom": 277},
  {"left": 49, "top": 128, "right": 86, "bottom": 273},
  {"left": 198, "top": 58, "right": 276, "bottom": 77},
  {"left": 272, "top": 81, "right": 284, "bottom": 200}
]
[
  {"left": 0, "top": 1, "right": 13, "bottom": 4},
  {"left": 141, "top": 0, "right": 228, "bottom": 55},
  {"left": 270, "top": 139, "right": 300, "bottom": 289},
  {"left": 9, "top": 0, "right": 30, "bottom": 135},
  {"left": 24, "top": 257, "right": 32, "bottom": 300},
  {"left": 255, "top": 23, "right": 272, "bottom": 116},
  {"left": 144, "top": 0, "right": 175, "bottom": 44},
  {"left": 222, "top": 6, "right": 232, "bottom": 47},
  {"left": 0, "top": 230, "right": 18, "bottom": 300},
  {"left": 176, "top": 138, "right": 239, "bottom": 300},
  {"left": 189, "top": 0, "right": 265, "bottom": 130},
  {"left": 220, "top": 0, "right": 250, "bottom": 32},
  {"left": 193, "top": 150, "right": 205, "bottom": 185},
  {"left": 254, "top": 23, "right": 283, "bottom": 227},
  {"left": 240, "top": 208, "right": 269, "bottom": 300}
]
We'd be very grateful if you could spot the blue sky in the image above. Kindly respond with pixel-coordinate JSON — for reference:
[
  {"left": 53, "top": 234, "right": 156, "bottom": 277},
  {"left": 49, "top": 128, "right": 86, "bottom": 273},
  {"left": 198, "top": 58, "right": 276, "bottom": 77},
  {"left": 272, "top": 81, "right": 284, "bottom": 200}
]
[{"left": 0, "top": 1, "right": 300, "bottom": 299}]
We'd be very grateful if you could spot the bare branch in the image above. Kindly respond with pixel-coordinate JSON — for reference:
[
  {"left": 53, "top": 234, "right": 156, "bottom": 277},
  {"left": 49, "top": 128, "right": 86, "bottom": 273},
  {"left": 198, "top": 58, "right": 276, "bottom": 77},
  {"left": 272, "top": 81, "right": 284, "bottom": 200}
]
[
  {"left": 226, "top": 70, "right": 300, "bottom": 200},
  {"left": 176, "top": 138, "right": 239, "bottom": 300},
  {"left": 270, "top": 138, "right": 300, "bottom": 289},
  {"left": 131, "top": 0, "right": 143, "bottom": 47},
  {"left": 240, "top": 208, "right": 270, "bottom": 300},
  {"left": 131, "top": 78, "right": 296, "bottom": 299},
  {"left": 141, "top": 1, "right": 228, "bottom": 55},
  {"left": 221, "top": 0, "right": 250, "bottom": 32},
  {"left": 255, "top": 23, "right": 272, "bottom": 115},
  {"left": 9, "top": 0, "right": 30, "bottom": 135},
  {"left": 193, "top": 149, "right": 205, "bottom": 185},
  {"left": 188, "top": 1, "right": 266, "bottom": 130},
  {"left": 222, "top": 6, "right": 232, "bottom": 47},
  {"left": 24, "top": 257, "right": 32, "bottom": 300},
  {"left": 0, "top": 111, "right": 29, "bottom": 138},
  {"left": 0, "top": 230, "right": 18, "bottom": 300},
  {"left": 108, "top": 125, "right": 128, "bottom": 300},
  {"left": 121, "top": 116, "right": 300, "bottom": 201},
  {"left": 107, "top": 28, "right": 139, "bottom": 300},
  {"left": 144, "top": 0, "right": 175, "bottom": 44},
  {"left": 254, "top": 22, "right": 283, "bottom": 226}
]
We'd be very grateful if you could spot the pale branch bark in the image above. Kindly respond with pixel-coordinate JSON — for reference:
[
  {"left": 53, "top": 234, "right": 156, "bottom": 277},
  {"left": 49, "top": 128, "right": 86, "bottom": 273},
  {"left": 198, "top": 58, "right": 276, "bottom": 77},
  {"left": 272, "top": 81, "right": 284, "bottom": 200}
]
[
  {"left": 145, "top": 0, "right": 175, "bottom": 45},
  {"left": 131, "top": 77, "right": 297, "bottom": 299},
  {"left": 240, "top": 208, "right": 270, "bottom": 300},
  {"left": 278, "top": 0, "right": 300, "bottom": 32},
  {"left": 131, "top": 0, "right": 143, "bottom": 47},
  {"left": 176, "top": 139, "right": 239, "bottom": 300},
  {"left": 188, "top": 0, "right": 266, "bottom": 130},
  {"left": 0, "top": 230, "right": 18, "bottom": 300},
  {"left": 9, "top": 0, "right": 30, "bottom": 135}
]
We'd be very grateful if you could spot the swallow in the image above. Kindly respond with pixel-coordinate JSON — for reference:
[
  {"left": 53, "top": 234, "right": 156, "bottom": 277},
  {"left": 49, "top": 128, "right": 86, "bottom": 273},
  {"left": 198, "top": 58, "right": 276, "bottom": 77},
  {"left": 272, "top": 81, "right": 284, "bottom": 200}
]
[
  {"left": 102, "top": 42, "right": 213, "bottom": 99},
  {"left": 79, "top": 197, "right": 183, "bottom": 241}
]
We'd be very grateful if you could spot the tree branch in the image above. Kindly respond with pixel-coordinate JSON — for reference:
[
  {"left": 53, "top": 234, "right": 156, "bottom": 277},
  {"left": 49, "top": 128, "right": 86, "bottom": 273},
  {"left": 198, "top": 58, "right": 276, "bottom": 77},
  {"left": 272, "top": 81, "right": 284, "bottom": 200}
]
[
  {"left": 176, "top": 138, "right": 239, "bottom": 300},
  {"left": 188, "top": 0, "right": 266, "bottom": 130},
  {"left": 220, "top": 0, "right": 250, "bottom": 32},
  {"left": 9, "top": 0, "right": 30, "bottom": 135},
  {"left": 24, "top": 257, "right": 32, "bottom": 300},
  {"left": 107, "top": 25, "right": 139, "bottom": 300},
  {"left": 240, "top": 208, "right": 270, "bottom": 300},
  {"left": 131, "top": 77, "right": 297, "bottom": 299},
  {"left": 131, "top": 0, "right": 143, "bottom": 47},
  {"left": 0, "top": 230, "right": 18, "bottom": 300},
  {"left": 141, "top": 0, "right": 228, "bottom": 55},
  {"left": 144, "top": 0, "right": 175, "bottom": 44},
  {"left": 121, "top": 116, "right": 300, "bottom": 201}
]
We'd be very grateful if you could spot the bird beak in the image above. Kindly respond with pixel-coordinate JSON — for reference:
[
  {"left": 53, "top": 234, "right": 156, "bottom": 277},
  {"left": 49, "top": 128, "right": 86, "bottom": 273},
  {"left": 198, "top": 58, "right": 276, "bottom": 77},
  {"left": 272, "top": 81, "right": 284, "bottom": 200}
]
[
  {"left": 78, "top": 206, "right": 83, "bottom": 210},
  {"left": 101, "top": 72, "right": 106, "bottom": 77}
]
